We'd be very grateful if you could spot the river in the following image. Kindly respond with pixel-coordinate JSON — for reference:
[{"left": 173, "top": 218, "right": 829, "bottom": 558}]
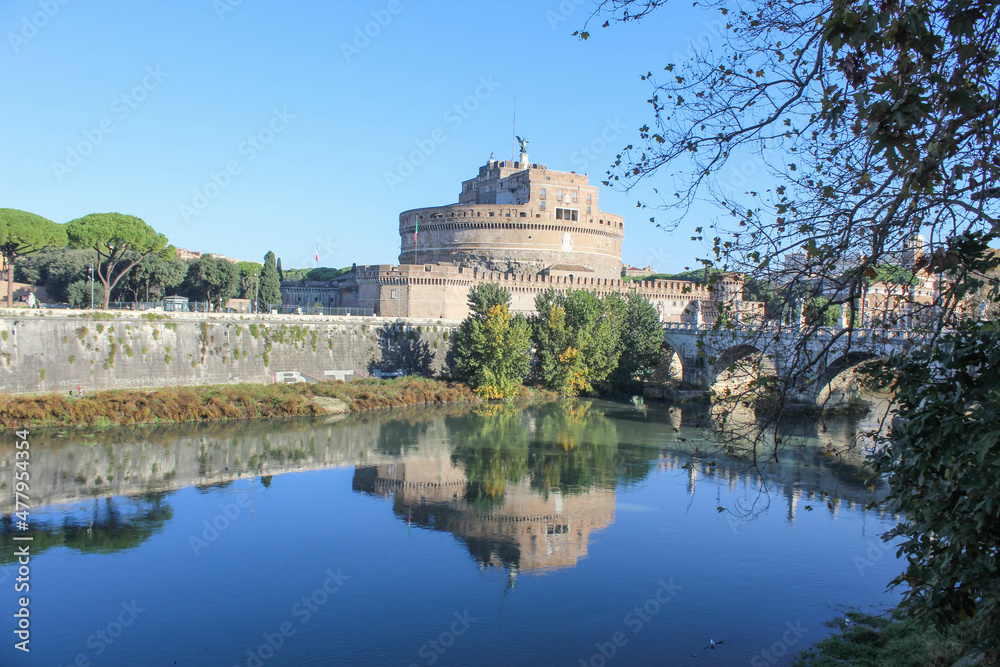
[{"left": 0, "top": 399, "right": 902, "bottom": 666}]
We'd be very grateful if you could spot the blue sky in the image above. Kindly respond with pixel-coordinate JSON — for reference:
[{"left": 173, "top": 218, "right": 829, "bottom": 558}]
[{"left": 3, "top": 0, "right": 734, "bottom": 272}]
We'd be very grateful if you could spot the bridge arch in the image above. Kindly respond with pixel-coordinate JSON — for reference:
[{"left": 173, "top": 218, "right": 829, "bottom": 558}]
[
  {"left": 709, "top": 344, "right": 778, "bottom": 397},
  {"left": 649, "top": 342, "right": 684, "bottom": 385},
  {"left": 812, "top": 350, "right": 883, "bottom": 408}
]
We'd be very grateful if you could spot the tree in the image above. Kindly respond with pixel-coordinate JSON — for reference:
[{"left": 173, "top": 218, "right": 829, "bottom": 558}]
[
  {"left": 184, "top": 256, "right": 239, "bottom": 311},
  {"left": 451, "top": 283, "right": 532, "bottom": 398},
  {"left": 66, "top": 279, "right": 105, "bottom": 309},
  {"left": 259, "top": 251, "right": 281, "bottom": 309},
  {"left": 114, "top": 248, "right": 187, "bottom": 303},
  {"left": 276, "top": 256, "right": 283, "bottom": 281},
  {"left": 865, "top": 317, "right": 1000, "bottom": 640},
  {"left": 66, "top": 213, "right": 168, "bottom": 309},
  {"left": 530, "top": 289, "right": 624, "bottom": 396},
  {"left": 236, "top": 261, "right": 261, "bottom": 299},
  {"left": 603, "top": 292, "right": 664, "bottom": 393},
  {"left": 0, "top": 209, "right": 67, "bottom": 308},
  {"left": 14, "top": 246, "right": 96, "bottom": 303}
]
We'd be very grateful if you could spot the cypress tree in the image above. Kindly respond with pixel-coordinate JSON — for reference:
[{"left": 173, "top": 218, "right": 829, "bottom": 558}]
[{"left": 260, "top": 251, "right": 281, "bottom": 309}]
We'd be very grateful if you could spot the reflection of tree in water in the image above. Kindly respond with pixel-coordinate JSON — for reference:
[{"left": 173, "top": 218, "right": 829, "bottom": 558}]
[
  {"left": 449, "top": 403, "right": 530, "bottom": 510},
  {"left": 0, "top": 493, "right": 173, "bottom": 562},
  {"left": 374, "top": 416, "right": 433, "bottom": 456},
  {"left": 450, "top": 401, "right": 654, "bottom": 506}
]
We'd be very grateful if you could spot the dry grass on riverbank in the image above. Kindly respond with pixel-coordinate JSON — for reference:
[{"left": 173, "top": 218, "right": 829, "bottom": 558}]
[{"left": 0, "top": 377, "right": 481, "bottom": 428}]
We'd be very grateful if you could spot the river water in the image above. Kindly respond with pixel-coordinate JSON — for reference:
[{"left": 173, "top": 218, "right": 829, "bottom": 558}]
[{"left": 1, "top": 399, "right": 902, "bottom": 666}]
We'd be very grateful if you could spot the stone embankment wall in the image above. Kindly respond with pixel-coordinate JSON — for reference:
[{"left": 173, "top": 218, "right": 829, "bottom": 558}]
[{"left": 0, "top": 310, "right": 460, "bottom": 394}]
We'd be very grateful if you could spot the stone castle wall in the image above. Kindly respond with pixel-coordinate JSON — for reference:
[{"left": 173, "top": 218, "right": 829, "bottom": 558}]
[
  {"left": 0, "top": 310, "right": 458, "bottom": 395},
  {"left": 398, "top": 203, "right": 624, "bottom": 279},
  {"left": 283, "top": 264, "right": 751, "bottom": 321}
]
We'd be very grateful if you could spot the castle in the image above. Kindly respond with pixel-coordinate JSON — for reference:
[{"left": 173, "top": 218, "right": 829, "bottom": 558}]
[{"left": 281, "top": 151, "right": 754, "bottom": 321}]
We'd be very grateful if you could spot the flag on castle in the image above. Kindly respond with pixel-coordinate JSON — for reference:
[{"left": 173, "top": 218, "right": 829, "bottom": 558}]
[{"left": 414, "top": 220, "right": 419, "bottom": 243}]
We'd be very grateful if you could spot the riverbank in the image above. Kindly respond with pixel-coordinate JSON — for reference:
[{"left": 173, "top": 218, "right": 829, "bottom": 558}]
[
  {"left": 0, "top": 377, "right": 506, "bottom": 428},
  {"left": 791, "top": 610, "right": 996, "bottom": 666}
]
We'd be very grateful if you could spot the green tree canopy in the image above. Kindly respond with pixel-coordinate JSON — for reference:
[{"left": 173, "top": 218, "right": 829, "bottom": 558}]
[
  {"left": 0, "top": 208, "right": 67, "bottom": 307},
  {"left": 451, "top": 283, "right": 531, "bottom": 398},
  {"left": 184, "top": 256, "right": 239, "bottom": 310},
  {"left": 603, "top": 292, "right": 664, "bottom": 393},
  {"left": 866, "top": 317, "right": 1000, "bottom": 640},
  {"left": 236, "top": 261, "right": 261, "bottom": 299},
  {"left": 531, "top": 289, "right": 624, "bottom": 396},
  {"left": 114, "top": 247, "right": 187, "bottom": 303},
  {"left": 66, "top": 212, "right": 168, "bottom": 309},
  {"left": 66, "top": 279, "right": 105, "bottom": 309},
  {"left": 259, "top": 251, "right": 281, "bottom": 309},
  {"left": 14, "top": 246, "right": 96, "bottom": 304}
]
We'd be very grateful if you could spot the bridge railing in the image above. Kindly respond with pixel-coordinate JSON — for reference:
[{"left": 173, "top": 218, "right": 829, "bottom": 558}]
[{"left": 664, "top": 321, "right": 923, "bottom": 341}]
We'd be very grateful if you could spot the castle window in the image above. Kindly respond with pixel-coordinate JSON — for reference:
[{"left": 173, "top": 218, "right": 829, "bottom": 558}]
[
  {"left": 390, "top": 290, "right": 397, "bottom": 299},
  {"left": 555, "top": 208, "right": 579, "bottom": 221},
  {"left": 587, "top": 206, "right": 592, "bottom": 213},
  {"left": 540, "top": 187, "right": 546, "bottom": 197},
  {"left": 587, "top": 193, "right": 592, "bottom": 203},
  {"left": 540, "top": 202, "right": 546, "bottom": 210}
]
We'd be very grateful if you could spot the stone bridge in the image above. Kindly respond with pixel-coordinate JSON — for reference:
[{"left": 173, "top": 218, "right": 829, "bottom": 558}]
[{"left": 659, "top": 322, "right": 922, "bottom": 406}]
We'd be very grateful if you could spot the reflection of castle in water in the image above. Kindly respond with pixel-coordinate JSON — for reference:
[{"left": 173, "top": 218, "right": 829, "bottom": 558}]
[
  {"left": 353, "top": 459, "right": 615, "bottom": 574},
  {"left": 1, "top": 401, "right": 895, "bottom": 568}
]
